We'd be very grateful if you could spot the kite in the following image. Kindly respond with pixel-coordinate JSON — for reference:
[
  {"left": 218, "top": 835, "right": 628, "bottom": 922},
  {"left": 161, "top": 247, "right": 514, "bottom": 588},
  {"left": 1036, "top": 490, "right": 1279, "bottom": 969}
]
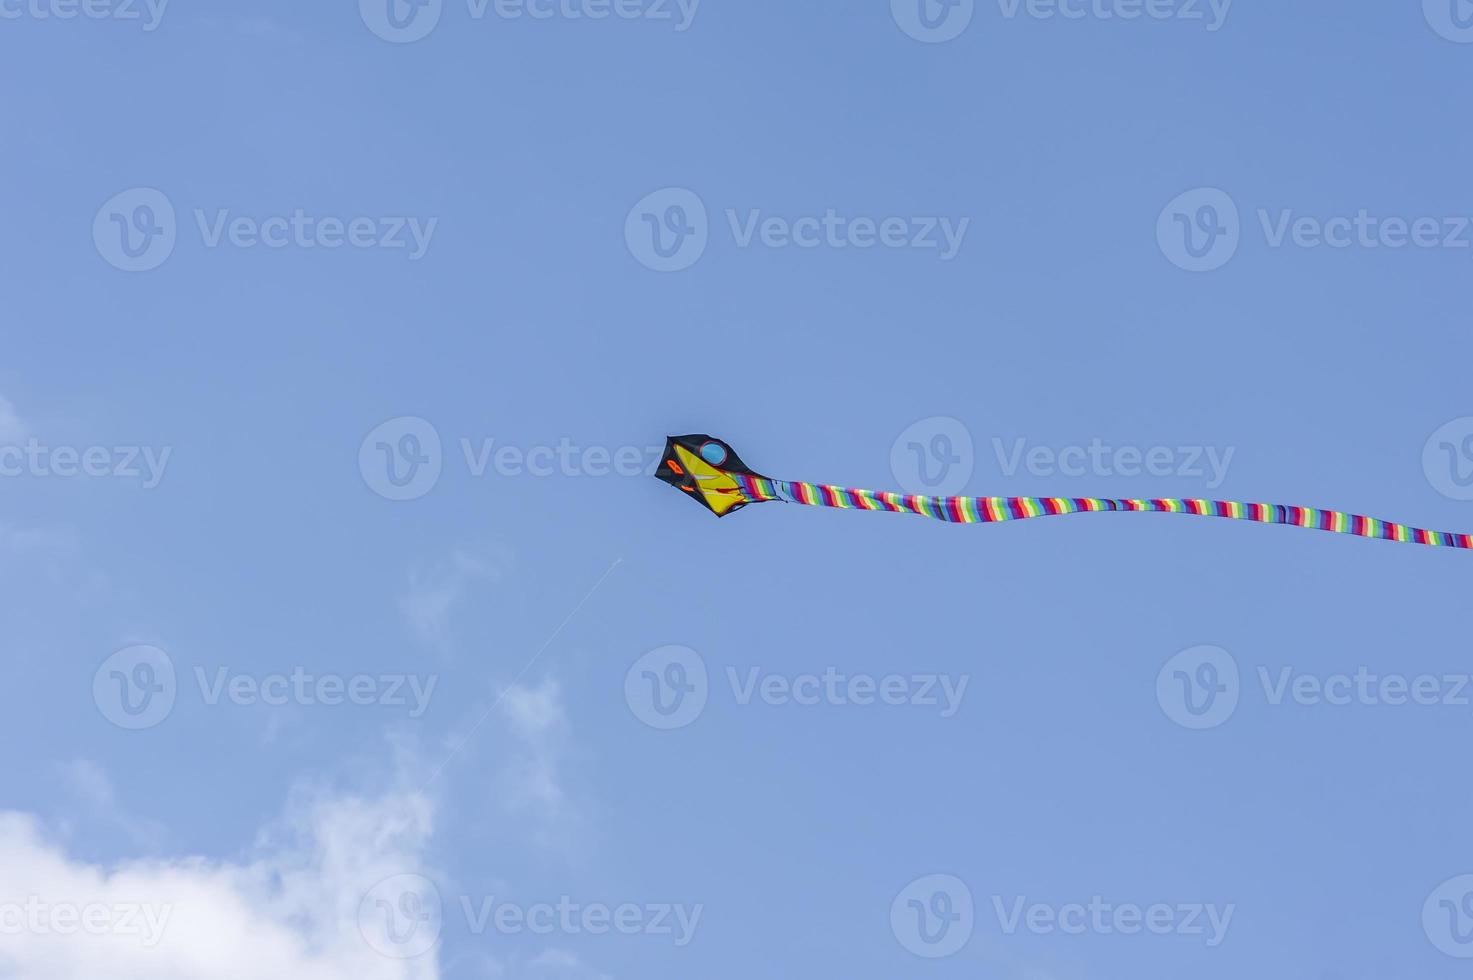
[{"left": 654, "top": 433, "right": 1473, "bottom": 549}]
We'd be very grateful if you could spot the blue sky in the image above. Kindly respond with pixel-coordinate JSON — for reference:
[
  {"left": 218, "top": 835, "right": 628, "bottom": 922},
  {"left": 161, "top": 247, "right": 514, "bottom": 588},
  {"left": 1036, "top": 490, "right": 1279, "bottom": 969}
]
[{"left": 4, "top": 1, "right": 1473, "bottom": 977}]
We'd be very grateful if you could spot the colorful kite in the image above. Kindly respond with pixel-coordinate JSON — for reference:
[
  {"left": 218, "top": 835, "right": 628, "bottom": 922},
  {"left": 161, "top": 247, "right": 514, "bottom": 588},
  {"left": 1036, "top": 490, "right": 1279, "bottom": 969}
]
[{"left": 655, "top": 434, "right": 1473, "bottom": 549}]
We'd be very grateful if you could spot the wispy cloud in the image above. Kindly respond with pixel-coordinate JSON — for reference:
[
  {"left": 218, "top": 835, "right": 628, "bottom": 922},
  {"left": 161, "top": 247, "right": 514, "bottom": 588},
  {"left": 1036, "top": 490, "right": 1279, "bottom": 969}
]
[
  {"left": 399, "top": 550, "right": 508, "bottom": 652},
  {"left": 524, "top": 948, "right": 611, "bottom": 979},
  {"left": 495, "top": 678, "right": 588, "bottom": 852},
  {"left": 428, "top": 675, "right": 587, "bottom": 853},
  {"left": 454, "top": 947, "right": 610, "bottom": 980},
  {"left": 500, "top": 679, "right": 569, "bottom": 817},
  {"left": 0, "top": 395, "right": 26, "bottom": 443},
  {"left": 232, "top": 17, "right": 304, "bottom": 44},
  {"left": 0, "top": 770, "right": 439, "bottom": 979},
  {"left": 57, "top": 760, "right": 168, "bottom": 851},
  {"left": 0, "top": 524, "right": 92, "bottom": 588},
  {"left": 0, "top": 524, "right": 78, "bottom": 557}
]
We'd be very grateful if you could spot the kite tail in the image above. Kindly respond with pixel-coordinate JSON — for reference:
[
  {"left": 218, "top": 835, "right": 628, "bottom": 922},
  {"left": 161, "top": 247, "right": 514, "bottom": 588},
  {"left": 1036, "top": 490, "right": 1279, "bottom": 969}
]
[{"left": 731, "top": 475, "right": 1473, "bottom": 549}]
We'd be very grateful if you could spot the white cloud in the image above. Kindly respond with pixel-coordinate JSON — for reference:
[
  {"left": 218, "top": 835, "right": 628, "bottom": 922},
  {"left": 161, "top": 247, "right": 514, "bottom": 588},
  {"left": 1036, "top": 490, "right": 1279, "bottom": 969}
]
[
  {"left": 525, "top": 948, "right": 609, "bottom": 978},
  {"left": 232, "top": 17, "right": 304, "bottom": 43},
  {"left": 0, "top": 525, "right": 91, "bottom": 589},
  {"left": 0, "top": 525, "right": 77, "bottom": 557},
  {"left": 399, "top": 551, "right": 507, "bottom": 651},
  {"left": 428, "top": 677, "right": 585, "bottom": 852},
  {"left": 0, "top": 779, "right": 439, "bottom": 980},
  {"left": 0, "top": 396, "right": 26, "bottom": 443},
  {"left": 456, "top": 947, "right": 609, "bottom": 980},
  {"left": 57, "top": 759, "right": 167, "bottom": 850},
  {"left": 495, "top": 679, "right": 585, "bottom": 851},
  {"left": 500, "top": 680, "right": 566, "bottom": 741}
]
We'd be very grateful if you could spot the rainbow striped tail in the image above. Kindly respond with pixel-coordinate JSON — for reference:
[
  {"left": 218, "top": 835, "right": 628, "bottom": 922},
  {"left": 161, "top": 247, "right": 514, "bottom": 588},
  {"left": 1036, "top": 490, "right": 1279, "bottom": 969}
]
[{"left": 731, "top": 476, "right": 1473, "bottom": 549}]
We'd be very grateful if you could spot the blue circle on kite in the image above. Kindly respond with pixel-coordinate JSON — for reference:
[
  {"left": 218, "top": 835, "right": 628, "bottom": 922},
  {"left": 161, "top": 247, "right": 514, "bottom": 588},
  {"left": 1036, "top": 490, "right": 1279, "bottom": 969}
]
[{"left": 699, "top": 442, "right": 728, "bottom": 466}]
